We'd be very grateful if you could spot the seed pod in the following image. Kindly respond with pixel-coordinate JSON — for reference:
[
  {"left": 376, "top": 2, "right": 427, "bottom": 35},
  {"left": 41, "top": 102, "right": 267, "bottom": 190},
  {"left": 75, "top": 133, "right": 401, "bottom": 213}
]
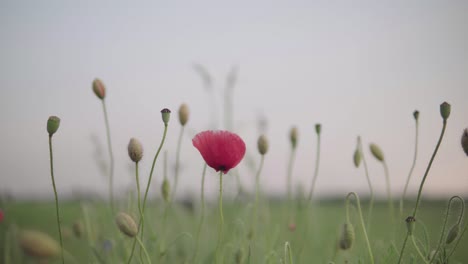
[
  {"left": 289, "top": 126, "right": 298, "bottom": 149},
  {"left": 369, "top": 143, "right": 384, "bottom": 162},
  {"left": 115, "top": 212, "right": 138, "bottom": 237},
  {"left": 353, "top": 148, "right": 361, "bottom": 168},
  {"left": 405, "top": 216, "right": 416, "bottom": 235},
  {"left": 47, "top": 116, "right": 61, "bottom": 136},
  {"left": 72, "top": 220, "right": 84, "bottom": 238},
  {"left": 178, "top": 103, "right": 190, "bottom": 126},
  {"left": 413, "top": 110, "right": 419, "bottom": 120},
  {"left": 315, "top": 123, "right": 322, "bottom": 135},
  {"left": 446, "top": 223, "right": 460, "bottom": 244},
  {"left": 461, "top": 129, "right": 468, "bottom": 156},
  {"left": 339, "top": 222, "right": 355, "bottom": 250},
  {"left": 19, "top": 230, "right": 60, "bottom": 259},
  {"left": 161, "top": 108, "right": 171, "bottom": 125},
  {"left": 161, "top": 178, "right": 170, "bottom": 203},
  {"left": 128, "top": 138, "right": 143, "bottom": 163},
  {"left": 92, "top": 78, "right": 106, "bottom": 100},
  {"left": 440, "top": 102, "right": 451, "bottom": 120},
  {"left": 257, "top": 135, "right": 269, "bottom": 155}
]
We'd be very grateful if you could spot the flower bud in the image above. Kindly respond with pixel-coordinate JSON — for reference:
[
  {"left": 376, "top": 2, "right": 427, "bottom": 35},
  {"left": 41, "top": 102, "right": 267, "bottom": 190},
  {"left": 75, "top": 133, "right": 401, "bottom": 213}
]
[
  {"left": 128, "top": 138, "right": 143, "bottom": 163},
  {"left": 405, "top": 216, "right": 416, "bottom": 235},
  {"left": 461, "top": 129, "right": 468, "bottom": 156},
  {"left": 353, "top": 148, "right": 361, "bottom": 168},
  {"left": 440, "top": 102, "right": 451, "bottom": 120},
  {"left": 19, "top": 230, "right": 60, "bottom": 259},
  {"left": 161, "top": 178, "right": 170, "bottom": 203},
  {"left": 289, "top": 126, "right": 298, "bottom": 149},
  {"left": 115, "top": 212, "right": 138, "bottom": 237},
  {"left": 178, "top": 103, "right": 189, "bottom": 126},
  {"left": 315, "top": 123, "right": 322, "bottom": 135},
  {"left": 47, "top": 116, "right": 61, "bottom": 136},
  {"left": 257, "top": 135, "right": 269, "bottom": 155},
  {"left": 339, "top": 222, "right": 355, "bottom": 250},
  {"left": 446, "top": 223, "right": 460, "bottom": 244},
  {"left": 369, "top": 143, "right": 384, "bottom": 162},
  {"left": 413, "top": 110, "right": 419, "bottom": 121},
  {"left": 161, "top": 108, "right": 171, "bottom": 125},
  {"left": 72, "top": 220, "right": 84, "bottom": 238},
  {"left": 92, "top": 78, "right": 106, "bottom": 100}
]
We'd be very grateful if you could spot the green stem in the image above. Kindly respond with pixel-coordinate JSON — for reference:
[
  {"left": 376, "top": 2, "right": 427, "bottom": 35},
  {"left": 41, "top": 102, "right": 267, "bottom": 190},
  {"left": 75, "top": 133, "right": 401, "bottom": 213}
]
[
  {"left": 49, "top": 135, "right": 65, "bottom": 264},
  {"left": 252, "top": 155, "right": 265, "bottom": 240},
  {"left": 307, "top": 133, "right": 321, "bottom": 202},
  {"left": 135, "top": 162, "right": 142, "bottom": 220},
  {"left": 398, "top": 119, "right": 447, "bottom": 264},
  {"left": 383, "top": 161, "right": 395, "bottom": 226},
  {"left": 359, "top": 138, "right": 374, "bottom": 231},
  {"left": 284, "top": 242, "right": 293, "bottom": 264},
  {"left": 136, "top": 236, "right": 152, "bottom": 264},
  {"left": 101, "top": 100, "right": 115, "bottom": 213},
  {"left": 400, "top": 119, "right": 419, "bottom": 216},
  {"left": 287, "top": 147, "right": 296, "bottom": 222},
  {"left": 411, "top": 235, "right": 429, "bottom": 264},
  {"left": 346, "top": 192, "right": 374, "bottom": 264},
  {"left": 172, "top": 126, "right": 185, "bottom": 199},
  {"left": 447, "top": 222, "right": 467, "bottom": 259},
  {"left": 215, "top": 171, "right": 224, "bottom": 264},
  {"left": 192, "top": 163, "right": 207, "bottom": 263}
]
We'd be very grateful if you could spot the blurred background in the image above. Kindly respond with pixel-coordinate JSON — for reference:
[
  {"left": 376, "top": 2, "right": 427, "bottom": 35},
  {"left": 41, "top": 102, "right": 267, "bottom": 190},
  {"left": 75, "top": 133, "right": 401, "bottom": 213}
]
[{"left": 0, "top": 0, "right": 467, "bottom": 201}]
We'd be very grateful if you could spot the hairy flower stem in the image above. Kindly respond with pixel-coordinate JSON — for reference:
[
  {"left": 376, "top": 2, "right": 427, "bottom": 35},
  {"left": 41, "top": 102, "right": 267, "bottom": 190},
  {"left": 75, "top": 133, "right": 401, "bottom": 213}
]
[
  {"left": 382, "top": 161, "right": 395, "bottom": 227},
  {"left": 49, "top": 135, "right": 65, "bottom": 264},
  {"left": 398, "top": 120, "right": 447, "bottom": 264},
  {"left": 359, "top": 139, "right": 374, "bottom": 231},
  {"left": 287, "top": 148, "right": 297, "bottom": 223},
  {"left": 172, "top": 126, "right": 185, "bottom": 199},
  {"left": 307, "top": 133, "right": 321, "bottom": 202},
  {"left": 215, "top": 171, "right": 225, "bottom": 264},
  {"left": 346, "top": 192, "right": 374, "bottom": 264},
  {"left": 400, "top": 117, "right": 419, "bottom": 216},
  {"left": 192, "top": 163, "right": 207, "bottom": 263},
  {"left": 251, "top": 155, "right": 265, "bottom": 239},
  {"left": 101, "top": 100, "right": 115, "bottom": 213},
  {"left": 127, "top": 124, "right": 169, "bottom": 264}
]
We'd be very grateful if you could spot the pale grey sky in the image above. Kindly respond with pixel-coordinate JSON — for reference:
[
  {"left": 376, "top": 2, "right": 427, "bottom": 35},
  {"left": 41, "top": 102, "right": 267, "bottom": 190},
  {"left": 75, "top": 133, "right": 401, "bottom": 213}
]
[{"left": 0, "top": 0, "right": 467, "bottom": 199}]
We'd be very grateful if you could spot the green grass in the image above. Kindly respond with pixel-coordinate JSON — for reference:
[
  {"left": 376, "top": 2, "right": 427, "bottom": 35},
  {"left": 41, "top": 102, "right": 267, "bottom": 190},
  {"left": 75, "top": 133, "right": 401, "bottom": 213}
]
[{"left": 1, "top": 198, "right": 467, "bottom": 263}]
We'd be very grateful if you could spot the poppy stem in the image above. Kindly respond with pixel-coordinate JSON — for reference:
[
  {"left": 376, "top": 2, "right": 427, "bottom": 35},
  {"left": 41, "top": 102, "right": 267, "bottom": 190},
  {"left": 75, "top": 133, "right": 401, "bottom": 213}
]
[
  {"left": 400, "top": 116, "right": 419, "bottom": 217},
  {"left": 358, "top": 138, "right": 374, "bottom": 232},
  {"left": 192, "top": 163, "right": 207, "bottom": 263},
  {"left": 215, "top": 171, "right": 224, "bottom": 264},
  {"left": 101, "top": 100, "right": 115, "bottom": 213},
  {"left": 251, "top": 155, "right": 265, "bottom": 240},
  {"left": 307, "top": 131, "right": 321, "bottom": 202},
  {"left": 382, "top": 161, "right": 395, "bottom": 227},
  {"left": 172, "top": 125, "right": 185, "bottom": 200},
  {"left": 346, "top": 192, "right": 374, "bottom": 264}
]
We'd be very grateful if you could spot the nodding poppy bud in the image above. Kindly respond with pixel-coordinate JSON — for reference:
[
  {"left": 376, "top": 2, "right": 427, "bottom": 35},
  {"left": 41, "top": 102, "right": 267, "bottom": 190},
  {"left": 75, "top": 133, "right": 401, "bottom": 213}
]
[
  {"left": 72, "top": 220, "right": 84, "bottom": 238},
  {"left": 19, "top": 230, "right": 60, "bottom": 259},
  {"left": 128, "top": 138, "right": 143, "bottom": 163},
  {"left": 178, "top": 103, "right": 189, "bottom": 126},
  {"left": 461, "top": 129, "right": 468, "bottom": 156},
  {"left": 405, "top": 216, "right": 416, "bottom": 235},
  {"left": 315, "top": 123, "right": 322, "bottom": 135},
  {"left": 161, "top": 178, "right": 170, "bottom": 202},
  {"left": 353, "top": 148, "right": 362, "bottom": 168},
  {"left": 413, "top": 110, "right": 419, "bottom": 120},
  {"left": 235, "top": 247, "right": 245, "bottom": 264},
  {"left": 339, "top": 222, "right": 355, "bottom": 250},
  {"left": 92, "top": 78, "right": 106, "bottom": 100},
  {"left": 257, "top": 135, "right": 269, "bottom": 155},
  {"left": 115, "top": 212, "right": 138, "bottom": 238},
  {"left": 47, "top": 116, "right": 61, "bottom": 136},
  {"left": 369, "top": 143, "right": 384, "bottom": 162},
  {"left": 289, "top": 126, "right": 298, "bottom": 149},
  {"left": 161, "top": 108, "right": 171, "bottom": 125},
  {"left": 446, "top": 223, "right": 460, "bottom": 244},
  {"left": 440, "top": 102, "right": 451, "bottom": 121}
]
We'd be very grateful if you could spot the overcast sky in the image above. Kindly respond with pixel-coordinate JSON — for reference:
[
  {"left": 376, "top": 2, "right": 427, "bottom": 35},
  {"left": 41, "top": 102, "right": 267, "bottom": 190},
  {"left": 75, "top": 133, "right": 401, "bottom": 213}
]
[{"left": 1, "top": 0, "right": 467, "bottom": 200}]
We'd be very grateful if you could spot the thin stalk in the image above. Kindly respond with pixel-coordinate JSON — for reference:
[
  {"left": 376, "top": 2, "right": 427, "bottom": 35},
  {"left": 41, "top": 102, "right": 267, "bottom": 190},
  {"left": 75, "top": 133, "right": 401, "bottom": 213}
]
[
  {"left": 252, "top": 155, "right": 265, "bottom": 239},
  {"left": 284, "top": 242, "right": 293, "bottom": 264},
  {"left": 346, "top": 192, "right": 374, "bottom": 264},
  {"left": 135, "top": 236, "right": 152, "bottom": 264},
  {"left": 307, "top": 133, "right": 321, "bottom": 202},
  {"left": 382, "top": 161, "right": 395, "bottom": 226},
  {"left": 400, "top": 118, "right": 419, "bottom": 216},
  {"left": 411, "top": 235, "right": 429, "bottom": 264},
  {"left": 287, "top": 148, "right": 297, "bottom": 222},
  {"left": 192, "top": 163, "right": 207, "bottom": 263},
  {"left": 49, "top": 135, "right": 65, "bottom": 264},
  {"left": 398, "top": 119, "right": 447, "bottom": 264},
  {"left": 359, "top": 140, "right": 374, "bottom": 231},
  {"left": 135, "top": 163, "right": 142, "bottom": 220},
  {"left": 101, "top": 101, "right": 115, "bottom": 212},
  {"left": 215, "top": 171, "right": 224, "bottom": 264},
  {"left": 172, "top": 126, "right": 185, "bottom": 199}
]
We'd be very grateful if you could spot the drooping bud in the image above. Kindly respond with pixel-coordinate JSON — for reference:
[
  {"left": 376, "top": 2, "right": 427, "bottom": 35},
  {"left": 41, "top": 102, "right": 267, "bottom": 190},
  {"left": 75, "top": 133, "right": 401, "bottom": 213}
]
[
  {"left": 289, "top": 126, "right": 298, "bottom": 149},
  {"left": 161, "top": 108, "right": 171, "bottom": 125},
  {"left": 19, "top": 230, "right": 60, "bottom": 259},
  {"left": 461, "top": 129, "right": 468, "bottom": 156},
  {"left": 339, "top": 222, "right": 355, "bottom": 250},
  {"left": 413, "top": 110, "right": 419, "bottom": 121},
  {"left": 92, "top": 78, "right": 106, "bottom": 100},
  {"left": 405, "top": 216, "right": 416, "bottom": 235},
  {"left": 353, "top": 148, "right": 361, "bottom": 168},
  {"left": 115, "top": 212, "right": 138, "bottom": 238},
  {"left": 369, "top": 143, "right": 384, "bottom": 162},
  {"left": 446, "top": 223, "right": 460, "bottom": 244},
  {"left": 128, "top": 138, "right": 143, "bottom": 163},
  {"left": 257, "top": 135, "right": 269, "bottom": 155},
  {"left": 47, "top": 116, "right": 61, "bottom": 136},
  {"left": 178, "top": 103, "right": 190, "bottom": 126},
  {"left": 72, "top": 220, "right": 84, "bottom": 238},
  {"left": 161, "top": 178, "right": 170, "bottom": 203},
  {"left": 440, "top": 102, "right": 451, "bottom": 121},
  {"left": 315, "top": 123, "right": 322, "bottom": 135}
]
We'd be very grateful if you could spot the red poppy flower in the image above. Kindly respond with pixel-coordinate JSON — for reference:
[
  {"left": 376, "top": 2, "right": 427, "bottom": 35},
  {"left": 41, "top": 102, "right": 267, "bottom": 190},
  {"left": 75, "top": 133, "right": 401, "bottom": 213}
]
[
  {"left": 0, "top": 209, "right": 4, "bottom": 223},
  {"left": 192, "top": 130, "right": 246, "bottom": 174}
]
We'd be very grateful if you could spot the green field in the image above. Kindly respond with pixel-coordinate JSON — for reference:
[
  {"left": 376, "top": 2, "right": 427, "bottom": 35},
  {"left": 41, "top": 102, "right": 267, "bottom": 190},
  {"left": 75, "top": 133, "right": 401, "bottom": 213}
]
[{"left": 1, "top": 198, "right": 467, "bottom": 263}]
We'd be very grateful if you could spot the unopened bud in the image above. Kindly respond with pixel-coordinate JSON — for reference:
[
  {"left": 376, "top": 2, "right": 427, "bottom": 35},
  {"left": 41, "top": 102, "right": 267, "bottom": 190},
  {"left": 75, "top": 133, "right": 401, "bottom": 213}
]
[
  {"left": 19, "top": 230, "right": 60, "bottom": 259},
  {"left": 115, "top": 212, "right": 138, "bottom": 237},
  {"left": 353, "top": 148, "right": 361, "bottom": 168},
  {"left": 47, "top": 116, "right": 61, "bottom": 136},
  {"left": 178, "top": 103, "right": 189, "bottom": 126},
  {"left": 72, "top": 220, "right": 84, "bottom": 238},
  {"left": 461, "top": 129, "right": 468, "bottom": 156},
  {"left": 161, "top": 178, "right": 170, "bottom": 203},
  {"left": 369, "top": 143, "right": 384, "bottom": 162},
  {"left": 315, "top": 123, "right": 322, "bottom": 135},
  {"left": 128, "top": 138, "right": 143, "bottom": 163},
  {"left": 257, "top": 135, "right": 269, "bottom": 155},
  {"left": 92, "top": 78, "right": 106, "bottom": 100},
  {"left": 413, "top": 110, "right": 419, "bottom": 120},
  {"left": 446, "top": 223, "right": 460, "bottom": 244},
  {"left": 339, "top": 222, "right": 355, "bottom": 250},
  {"left": 161, "top": 108, "right": 171, "bottom": 125},
  {"left": 440, "top": 102, "right": 451, "bottom": 120},
  {"left": 289, "top": 126, "right": 298, "bottom": 149},
  {"left": 405, "top": 216, "right": 416, "bottom": 235}
]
